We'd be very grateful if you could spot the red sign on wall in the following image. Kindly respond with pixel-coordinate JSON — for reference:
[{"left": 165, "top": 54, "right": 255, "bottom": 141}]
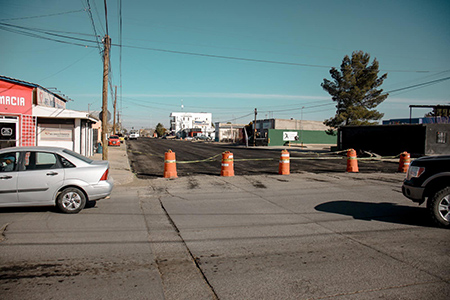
[{"left": 0, "top": 80, "right": 33, "bottom": 115}]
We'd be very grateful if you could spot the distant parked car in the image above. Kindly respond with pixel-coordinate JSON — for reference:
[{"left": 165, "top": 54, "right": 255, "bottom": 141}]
[
  {"left": 128, "top": 130, "right": 139, "bottom": 140},
  {"left": 0, "top": 146, "right": 113, "bottom": 213},
  {"left": 108, "top": 135, "right": 120, "bottom": 146},
  {"left": 117, "top": 133, "right": 125, "bottom": 143},
  {"left": 195, "top": 135, "right": 212, "bottom": 141}
]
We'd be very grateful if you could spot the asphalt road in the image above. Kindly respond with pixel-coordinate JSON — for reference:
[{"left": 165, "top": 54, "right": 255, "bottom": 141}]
[
  {"left": 1, "top": 143, "right": 449, "bottom": 300},
  {"left": 126, "top": 138, "right": 399, "bottom": 178},
  {"left": 153, "top": 172, "right": 450, "bottom": 299}
]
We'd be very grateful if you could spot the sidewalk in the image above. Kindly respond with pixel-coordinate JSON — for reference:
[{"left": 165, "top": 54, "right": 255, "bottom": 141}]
[{"left": 91, "top": 142, "right": 135, "bottom": 186}]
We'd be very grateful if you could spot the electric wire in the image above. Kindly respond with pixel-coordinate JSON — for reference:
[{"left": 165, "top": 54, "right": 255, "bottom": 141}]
[
  {"left": 38, "top": 48, "right": 96, "bottom": 81},
  {"left": 0, "top": 22, "right": 98, "bottom": 45},
  {"left": 1, "top": 14, "right": 448, "bottom": 126},
  {"left": 0, "top": 9, "right": 85, "bottom": 21},
  {"left": 386, "top": 76, "right": 450, "bottom": 94},
  {"left": 84, "top": 0, "right": 103, "bottom": 57},
  {"left": 383, "top": 69, "right": 450, "bottom": 91},
  {"left": 91, "top": 0, "right": 106, "bottom": 34},
  {"left": 0, "top": 21, "right": 439, "bottom": 73},
  {"left": 0, "top": 24, "right": 97, "bottom": 48}
]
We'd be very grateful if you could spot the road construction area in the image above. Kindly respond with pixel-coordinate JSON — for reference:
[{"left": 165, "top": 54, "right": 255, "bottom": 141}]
[
  {"left": 1, "top": 143, "right": 449, "bottom": 300},
  {"left": 126, "top": 138, "right": 399, "bottom": 178}
]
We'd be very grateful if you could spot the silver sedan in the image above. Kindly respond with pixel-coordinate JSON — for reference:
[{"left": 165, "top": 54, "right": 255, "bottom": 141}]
[{"left": 0, "top": 146, "right": 114, "bottom": 213}]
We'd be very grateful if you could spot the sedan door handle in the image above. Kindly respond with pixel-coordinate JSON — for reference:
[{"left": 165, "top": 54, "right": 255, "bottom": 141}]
[
  {"left": 46, "top": 172, "right": 59, "bottom": 176},
  {"left": 0, "top": 175, "right": 13, "bottom": 179}
]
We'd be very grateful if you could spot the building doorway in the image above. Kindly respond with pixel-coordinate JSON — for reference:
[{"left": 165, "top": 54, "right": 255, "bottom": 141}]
[{"left": 0, "top": 116, "right": 18, "bottom": 149}]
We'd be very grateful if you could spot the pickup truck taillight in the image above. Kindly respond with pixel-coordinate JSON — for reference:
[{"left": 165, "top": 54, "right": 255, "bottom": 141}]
[
  {"left": 100, "top": 169, "right": 109, "bottom": 181},
  {"left": 406, "top": 166, "right": 425, "bottom": 180}
]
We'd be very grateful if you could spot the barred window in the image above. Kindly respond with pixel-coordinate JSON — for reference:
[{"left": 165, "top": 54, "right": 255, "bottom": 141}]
[{"left": 436, "top": 132, "right": 447, "bottom": 144}]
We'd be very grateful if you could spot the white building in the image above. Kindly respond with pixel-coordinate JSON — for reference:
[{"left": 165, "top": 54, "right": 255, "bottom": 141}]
[{"left": 170, "top": 112, "right": 214, "bottom": 138}]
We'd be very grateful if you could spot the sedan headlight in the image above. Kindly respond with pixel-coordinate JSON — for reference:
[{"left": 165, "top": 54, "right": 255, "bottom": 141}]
[{"left": 406, "top": 166, "right": 425, "bottom": 180}]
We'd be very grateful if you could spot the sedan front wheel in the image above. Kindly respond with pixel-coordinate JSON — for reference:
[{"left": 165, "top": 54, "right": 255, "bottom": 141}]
[{"left": 56, "top": 187, "right": 86, "bottom": 214}]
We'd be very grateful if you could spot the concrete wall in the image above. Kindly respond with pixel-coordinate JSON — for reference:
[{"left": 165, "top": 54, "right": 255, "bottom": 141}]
[{"left": 273, "top": 119, "right": 330, "bottom": 131}]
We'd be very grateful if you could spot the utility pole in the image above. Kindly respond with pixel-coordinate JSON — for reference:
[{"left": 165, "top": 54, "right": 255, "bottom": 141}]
[
  {"left": 101, "top": 35, "right": 110, "bottom": 161},
  {"left": 113, "top": 85, "right": 117, "bottom": 135},
  {"left": 253, "top": 108, "right": 257, "bottom": 147},
  {"left": 117, "top": 111, "right": 120, "bottom": 134}
]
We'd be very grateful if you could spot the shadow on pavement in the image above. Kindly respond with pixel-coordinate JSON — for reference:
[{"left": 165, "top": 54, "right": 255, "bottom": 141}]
[
  {"left": 315, "top": 200, "right": 435, "bottom": 228},
  {"left": 0, "top": 201, "right": 98, "bottom": 214}
]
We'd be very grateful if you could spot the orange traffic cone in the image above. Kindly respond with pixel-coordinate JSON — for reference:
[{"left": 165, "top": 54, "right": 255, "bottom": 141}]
[
  {"left": 278, "top": 149, "right": 290, "bottom": 175},
  {"left": 164, "top": 150, "right": 178, "bottom": 178},
  {"left": 346, "top": 149, "right": 359, "bottom": 172},
  {"left": 398, "top": 151, "right": 410, "bottom": 173},
  {"left": 221, "top": 151, "right": 234, "bottom": 177}
]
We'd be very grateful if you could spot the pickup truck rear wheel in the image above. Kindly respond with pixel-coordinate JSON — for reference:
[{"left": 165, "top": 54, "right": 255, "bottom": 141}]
[{"left": 428, "top": 187, "right": 450, "bottom": 228}]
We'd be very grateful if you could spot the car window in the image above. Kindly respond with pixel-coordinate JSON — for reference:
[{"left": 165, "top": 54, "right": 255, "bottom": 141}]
[
  {"left": 58, "top": 155, "right": 76, "bottom": 168},
  {"left": 62, "top": 149, "right": 93, "bottom": 164},
  {"left": 0, "top": 152, "right": 19, "bottom": 172},
  {"left": 24, "top": 151, "right": 59, "bottom": 170}
]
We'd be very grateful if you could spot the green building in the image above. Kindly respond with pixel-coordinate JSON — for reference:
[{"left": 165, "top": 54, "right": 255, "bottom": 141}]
[{"left": 254, "top": 119, "right": 336, "bottom": 146}]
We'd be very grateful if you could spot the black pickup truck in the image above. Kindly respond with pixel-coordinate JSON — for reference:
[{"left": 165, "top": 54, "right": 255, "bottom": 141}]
[{"left": 402, "top": 155, "right": 450, "bottom": 228}]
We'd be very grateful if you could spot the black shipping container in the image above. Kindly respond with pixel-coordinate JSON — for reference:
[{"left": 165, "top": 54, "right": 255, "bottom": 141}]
[{"left": 338, "top": 124, "right": 450, "bottom": 156}]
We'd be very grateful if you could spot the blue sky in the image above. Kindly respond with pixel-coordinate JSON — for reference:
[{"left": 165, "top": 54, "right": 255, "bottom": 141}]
[{"left": 1, "top": 0, "right": 449, "bottom": 130}]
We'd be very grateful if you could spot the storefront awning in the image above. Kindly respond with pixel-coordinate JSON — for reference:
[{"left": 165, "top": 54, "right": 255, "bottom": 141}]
[{"left": 32, "top": 105, "right": 98, "bottom": 122}]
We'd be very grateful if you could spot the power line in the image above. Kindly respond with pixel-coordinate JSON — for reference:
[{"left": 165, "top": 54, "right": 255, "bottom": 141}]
[
  {"left": 220, "top": 112, "right": 254, "bottom": 123},
  {"left": 387, "top": 76, "right": 450, "bottom": 94},
  {"left": 261, "top": 102, "right": 334, "bottom": 114},
  {"left": 115, "top": 43, "right": 434, "bottom": 73},
  {"left": 38, "top": 48, "right": 96, "bottom": 81},
  {"left": 84, "top": 0, "right": 103, "bottom": 55},
  {"left": 90, "top": 0, "right": 106, "bottom": 34},
  {"left": 3, "top": 18, "right": 448, "bottom": 105},
  {"left": 0, "top": 22, "right": 98, "bottom": 45},
  {"left": 0, "top": 21, "right": 99, "bottom": 38},
  {"left": 0, "top": 21, "right": 437, "bottom": 73},
  {"left": 120, "top": 44, "right": 339, "bottom": 69},
  {"left": 384, "top": 69, "right": 450, "bottom": 91},
  {"left": 0, "top": 23, "right": 97, "bottom": 47},
  {"left": 0, "top": 9, "right": 84, "bottom": 21}
]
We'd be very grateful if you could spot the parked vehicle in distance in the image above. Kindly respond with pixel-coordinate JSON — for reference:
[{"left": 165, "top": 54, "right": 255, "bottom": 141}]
[
  {"left": 117, "top": 133, "right": 125, "bottom": 143},
  {"left": 195, "top": 135, "right": 212, "bottom": 141},
  {"left": 402, "top": 155, "right": 450, "bottom": 228},
  {"left": 108, "top": 135, "right": 121, "bottom": 146},
  {"left": 0, "top": 146, "right": 113, "bottom": 213},
  {"left": 128, "top": 130, "right": 139, "bottom": 140}
]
